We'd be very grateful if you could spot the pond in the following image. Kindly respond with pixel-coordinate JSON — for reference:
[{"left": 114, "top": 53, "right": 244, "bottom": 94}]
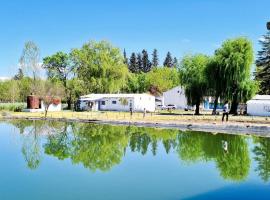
[{"left": 0, "top": 120, "right": 270, "bottom": 200}]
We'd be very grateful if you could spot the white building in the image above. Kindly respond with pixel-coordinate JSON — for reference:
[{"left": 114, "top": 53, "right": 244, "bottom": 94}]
[
  {"left": 23, "top": 101, "right": 62, "bottom": 112},
  {"left": 163, "top": 86, "right": 214, "bottom": 110},
  {"left": 247, "top": 95, "right": 270, "bottom": 116},
  {"left": 163, "top": 86, "right": 188, "bottom": 109},
  {"left": 78, "top": 93, "right": 155, "bottom": 112}
]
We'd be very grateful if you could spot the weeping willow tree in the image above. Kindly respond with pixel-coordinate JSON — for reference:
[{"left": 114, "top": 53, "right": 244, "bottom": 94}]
[
  {"left": 180, "top": 54, "right": 209, "bottom": 115},
  {"left": 214, "top": 37, "right": 256, "bottom": 114}
]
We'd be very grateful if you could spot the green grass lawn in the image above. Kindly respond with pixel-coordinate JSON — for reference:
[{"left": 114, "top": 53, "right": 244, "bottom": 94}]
[{"left": 1, "top": 109, "right": 269, "bottom": 125}]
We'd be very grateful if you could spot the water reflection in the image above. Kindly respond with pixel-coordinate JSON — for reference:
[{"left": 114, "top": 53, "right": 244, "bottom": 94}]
[
  {"left": 253, "top": 137, "right": 270, "bottom": 182},
  {"left": 6, "top": 120, "right": 270, "bottom": 182},
  {"left": 177, "top": 132, "right": 250, "bottom": 181}
]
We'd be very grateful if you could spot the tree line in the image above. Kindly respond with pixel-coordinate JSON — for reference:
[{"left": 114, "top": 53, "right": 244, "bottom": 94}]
[
  {"left": 126, "top": 49, "right": 178, "bottom": 73},
  {"left": 1, "top": 29, "right": 270, "bottom": 114}
]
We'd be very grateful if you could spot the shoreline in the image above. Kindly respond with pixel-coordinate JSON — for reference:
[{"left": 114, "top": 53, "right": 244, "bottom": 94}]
[{"left": 1, "top": 115, "right": 270, "bottom": 137}]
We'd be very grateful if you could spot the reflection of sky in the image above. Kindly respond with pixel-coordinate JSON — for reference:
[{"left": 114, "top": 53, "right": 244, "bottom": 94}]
[{"left": 0, "top": 122, "right": 270, "bottom": 200}]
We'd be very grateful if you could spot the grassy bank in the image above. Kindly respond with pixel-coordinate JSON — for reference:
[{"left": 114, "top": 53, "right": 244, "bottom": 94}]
[{"left": 1, "top": 110, "right": 270, "bottom": 125}]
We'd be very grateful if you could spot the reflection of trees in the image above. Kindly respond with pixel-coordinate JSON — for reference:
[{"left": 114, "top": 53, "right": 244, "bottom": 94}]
[
  {"left": 44, "top": 123, "right": 129, "bottom": 172},
  {"left": 177, "top": 131, "right": 250, "bottom": 181},
  {"left": 253, "top": 137, "right": 270, "bottom": 182},
  {"left": 71, "top": 124, "right": 129, "bottom": 171},
  {"left": 10, "top": 120, "right": 67, "bottom": 170},
  {"left": 129, "top": 127, "right": 178, "bottom": 155},
  {"left": 6, "top": 120, "right": 254, "bottom": 181}
]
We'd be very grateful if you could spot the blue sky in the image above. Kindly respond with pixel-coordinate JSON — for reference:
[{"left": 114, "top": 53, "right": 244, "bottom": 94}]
[{"left": 0, "top": 0, "right": 269, "bottom": 77}]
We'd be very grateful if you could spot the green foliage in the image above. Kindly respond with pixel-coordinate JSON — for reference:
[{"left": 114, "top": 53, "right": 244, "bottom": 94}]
[
  {"left": 255, "top": 31, "right": 270, "bottom": 94},
  {"left": 145, "top": 67, "right": 180, "bottom": 94},
  {"left": 71, "top": 41, "right": 128, "bottom": 93},
  {"left": 214, "top": 37, "right": 255, "bottom": 113},
  {"left": 152, "top": 49, "right": 159, "bottom": 67},
  {"left": 142, "top": 49, "right": 152, "bottom": 72},
  {"left": 180, "top": 54, "right": 209, "bottom": 114},
  {"left": 163, "top": 51, "right": 173, "bottom": 68},
  {"left": 43, "top": 51, "right": 74, "bottom": 109},
  {"left": 253, "top": 137, "right": 270, "bottom": 182},
  {"left": 0, "top": 103, "right": 25, "bottom": 112},
  {"left": 43, "top": 51, "right": 71, "bottom": 83},
  {"left": 177, "top": 131, "right": 250, "bottom": 181}
]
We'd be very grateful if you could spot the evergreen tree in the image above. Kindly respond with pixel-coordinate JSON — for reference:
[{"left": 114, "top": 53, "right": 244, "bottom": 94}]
[
  {"left": 123, "top": 48, "right": 128, "bottom": 65},
  {"left": 173, "top": 57, "right": 178, "bottom": 67},
  {"left": 255, "top": 31, "right": 270, "bottom": 94},
  {"left": 129, "top": 52, "right": 138, "bottom": 73},
  {"left": 152, "top": 49, "right": 159, "bottom": 67},
  {"left": 163, "top": 52, "right": 173, "bottom": 67},
  {"left": 13, "top": 68, "right": 24, "bottom": 80},
  {"left": 136, "top": 53, "right": 143, "bottom": 72},
  {"left": 142, "top": 49, "right": 152, "bottom": 73}
]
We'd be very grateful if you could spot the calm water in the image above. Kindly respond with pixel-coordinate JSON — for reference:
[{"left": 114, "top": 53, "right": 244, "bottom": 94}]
[{"left": 0, "top": 120, "right": 270, "bottom": 200}]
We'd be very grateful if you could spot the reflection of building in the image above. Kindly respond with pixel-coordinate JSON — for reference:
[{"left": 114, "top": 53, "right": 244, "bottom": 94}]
[
  {"left": 77, "top": 93, "right": 155, "bottom": 112},
  {"left": 247, "top": 95, "right": 270, "bottom": 116},
  {"left": 23, "top": 95, "right": 62, "bottom": 112}
]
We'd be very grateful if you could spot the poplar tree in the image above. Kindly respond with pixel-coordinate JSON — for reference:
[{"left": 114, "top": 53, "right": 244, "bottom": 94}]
[
  {"left": 255, "top": 31, "right": 270, "bottom": 94},
  {"left": 123, "top": 48, "right": 128, "bottom": 65},
  {"left": 152, "top": 49, "right": 159, "bottom": 67},
  {"left": 129, "top": 52, "right": 138, "bottom": 73},
  {"left": 163, "top": 52, "right": 173, "bottom": 68},
  {"left": 136, "top": 53, "right": 143, "bottom": 72},
  {"left": 142, "top": 49, "right": 152, "bottom": 72}
]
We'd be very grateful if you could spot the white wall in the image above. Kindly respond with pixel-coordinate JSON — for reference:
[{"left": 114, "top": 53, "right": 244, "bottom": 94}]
[
  {"left": 163, "top": 86, "right": 187, "bottom": 109},
  {"left": 99, "top": 95, "right": 155, "bottom": 112},
  {"left": 99, "top": 97, "right": 133, "bottom": 111},
  {"left": 247, "top": 100, "right": 270, "bottom": 116},
  {"left": 41, "top": 101, "right": 62, "bottom": 112},
  {"left": 134, "top": 95, "right": 155, "bottom": 112}
]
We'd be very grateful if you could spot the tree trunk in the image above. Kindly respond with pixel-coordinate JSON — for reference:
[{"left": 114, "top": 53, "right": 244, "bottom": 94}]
[
  {"left": 195, "top": 100, "right": 200, "bottom": 115},
  {"left": 44, "top": 109, "right": 48, "bottom": 119},
  {"left": 212, "top": 97, "right": 218, "bottom": 115},
  {"left": 229, "top": 95, "right": 238, "bottom": 115},
  {"left": 67, "top": 98, "right": 71, "bottom": 110}
]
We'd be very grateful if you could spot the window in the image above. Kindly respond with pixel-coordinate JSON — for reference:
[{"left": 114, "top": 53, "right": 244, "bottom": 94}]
[
  {"left": 101, "top": 101, "right": 105, "bottom": 105},
  {"left": 112, "top": 100, "right": 117, "bottom": 104}
]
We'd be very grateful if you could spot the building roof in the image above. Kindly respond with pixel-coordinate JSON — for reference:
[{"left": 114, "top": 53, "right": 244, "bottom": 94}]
[
  {"left": 163, "top": 86, "right": 184, "bottom": 94},
  {"left": 251, "top": 95, "right": 270, "bottom": 100},
  {"left": 80, "top": 93, "right": 154, "bottom": 101}
]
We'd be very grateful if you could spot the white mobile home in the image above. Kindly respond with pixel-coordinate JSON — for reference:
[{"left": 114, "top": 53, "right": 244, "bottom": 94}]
[
  {"left": 78, "top": 93, "right": 155, "bottom": 112},
  {"left": 247, "top": 95, "right": 270, "bottom": 116}
]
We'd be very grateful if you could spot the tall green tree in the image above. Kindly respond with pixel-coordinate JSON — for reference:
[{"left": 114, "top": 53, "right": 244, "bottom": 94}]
[
  {"left": 204, "top": 57, "right": 224, "bottom": 114},
  {"left": 142, "top": 49, "right": 152, "bottom": 72},
  {"left": 145, "top": 67, "right": 180, "bottom": 95},
  {"left": 214, "top": 37, "right": 255, "bottom": 114},
  {"left": 128, "top": 52, "right": 138, "bottom": 73},
  {"left": 136, "top": 53, "right": 143, "bottom": 72},
  {"left": 180, "top": 54, "right": 209, "bottom": 115},
  {"left": 173, "top": 57, "right": 178, "bottom": 67},
  {"left": 19, "top": 41, "right": 41, "bottom": 94},
  {"left": 123, "top": 48, "right": 128, "bottom": 65},
  {"left": 43, "top": 51, "right": 74, "bottom": 109},
  {"left": 255, "top": 31, "right": 270, "bottom": 94},
  {"left": 163, "top": 52, "right": 173, "bottom": 68},
  {"left": 152, "top": 49, "right": 159, "bottom": 67},
  {"left": 71, "top": 41, "right": 128, "bottom": 93}
]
